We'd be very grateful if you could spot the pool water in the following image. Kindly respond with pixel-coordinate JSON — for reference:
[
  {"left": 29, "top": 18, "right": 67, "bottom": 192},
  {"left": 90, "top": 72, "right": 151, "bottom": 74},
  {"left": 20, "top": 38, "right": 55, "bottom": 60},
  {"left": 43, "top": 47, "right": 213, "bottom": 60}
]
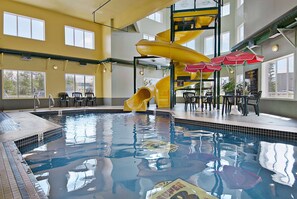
[{"left": 22, "top": 112, "right": 297, "bottom": 199}]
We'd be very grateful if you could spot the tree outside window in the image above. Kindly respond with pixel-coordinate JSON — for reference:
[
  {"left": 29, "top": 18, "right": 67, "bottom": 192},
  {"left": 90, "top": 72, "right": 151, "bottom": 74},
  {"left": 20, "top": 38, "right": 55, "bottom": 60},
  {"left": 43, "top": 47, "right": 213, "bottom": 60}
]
[
  {"left": 3, "top": 70, "right": 45, "bottom": 98},
  {"left": 65, "top": 74, "right": 95, "bottom": 95},
  {"left": 262, "top": 54, "right": 294, "bottom": 99}
]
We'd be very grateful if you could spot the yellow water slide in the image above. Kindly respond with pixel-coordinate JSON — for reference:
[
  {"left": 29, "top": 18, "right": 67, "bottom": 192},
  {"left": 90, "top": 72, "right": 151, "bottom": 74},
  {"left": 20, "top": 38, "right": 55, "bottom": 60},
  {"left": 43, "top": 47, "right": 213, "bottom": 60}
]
[{"left": 124, "top": 9, "right": 218, "bottom": 112}]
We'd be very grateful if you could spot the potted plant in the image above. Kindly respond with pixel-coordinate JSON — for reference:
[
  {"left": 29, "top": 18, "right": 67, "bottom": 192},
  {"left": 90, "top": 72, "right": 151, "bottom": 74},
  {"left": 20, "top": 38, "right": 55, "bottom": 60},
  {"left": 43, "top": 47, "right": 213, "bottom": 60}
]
[{"left": 222, "top": 78, "right": 235, "bottom": 95}]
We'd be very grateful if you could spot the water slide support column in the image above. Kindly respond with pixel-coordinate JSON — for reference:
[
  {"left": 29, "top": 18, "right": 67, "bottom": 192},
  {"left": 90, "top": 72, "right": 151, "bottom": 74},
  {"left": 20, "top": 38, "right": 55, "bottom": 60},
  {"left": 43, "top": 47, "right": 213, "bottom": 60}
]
[
  {"left": 216, "top": 0, "right": 222, "bottom": 109},
  {"left": 133, "top": 57, "right": 137, "bottom": 94},
  {"left": 170, "top": 4, "right": 175, "bottom": 109}
]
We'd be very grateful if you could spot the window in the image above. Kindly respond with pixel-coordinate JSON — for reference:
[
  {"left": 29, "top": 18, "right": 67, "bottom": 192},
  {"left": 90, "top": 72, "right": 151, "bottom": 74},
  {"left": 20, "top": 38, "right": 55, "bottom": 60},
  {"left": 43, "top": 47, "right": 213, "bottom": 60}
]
[
  {"left": 183, "top": 40, "right": 195, "bottom": 50},
  {"left": 65, "top": 26, "right": 95, "bottom": 49},
  {"left": 204, "top": 35, "right": 214, "bottom": 55},
  {"left": 221, "top": 32, "right": 230, "bottom": 53},
  {"left": 65, "top": 74, "right": 95, "bottom": 95},
  {"left": 3, "top": 12, "right": 45, "bottom": 41},
  {"left": 143, "top": 34, "right": 155, "bottom": 41},
  {"left": 262, "top": 54, "right": 294, "bottom": 99},
  {"left": 221, "top": 3, "right": 230, "bottom": 17},
  {"left": 237, "top": 23, "right": 244, "bottom": 43},
  {"left": 237, "top": 0, "right": 244, "bottom": 7},
  {"left": 146, "top": 12, "right": 162, "bottom": 23},
  {"left": 3, "top": 70, "right": 45, "bottom": 98}
]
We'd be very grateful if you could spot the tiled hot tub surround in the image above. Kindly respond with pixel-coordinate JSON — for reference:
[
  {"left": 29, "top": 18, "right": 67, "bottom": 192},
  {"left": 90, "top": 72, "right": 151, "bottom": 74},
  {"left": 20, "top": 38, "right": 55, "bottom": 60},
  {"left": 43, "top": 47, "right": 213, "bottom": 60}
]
[
  {"left": 0, "top": 141, "right": 47, "bottom": 199},
  {"left": 174, "top": 118, "right": 297, "bottom": 140}
]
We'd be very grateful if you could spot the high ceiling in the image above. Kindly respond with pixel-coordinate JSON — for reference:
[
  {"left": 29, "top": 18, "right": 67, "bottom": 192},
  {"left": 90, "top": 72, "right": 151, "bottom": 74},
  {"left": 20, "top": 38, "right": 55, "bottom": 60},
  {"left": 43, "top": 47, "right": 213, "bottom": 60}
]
[{"left": 13, "top": 0, "right": 180, "bottom": 28}]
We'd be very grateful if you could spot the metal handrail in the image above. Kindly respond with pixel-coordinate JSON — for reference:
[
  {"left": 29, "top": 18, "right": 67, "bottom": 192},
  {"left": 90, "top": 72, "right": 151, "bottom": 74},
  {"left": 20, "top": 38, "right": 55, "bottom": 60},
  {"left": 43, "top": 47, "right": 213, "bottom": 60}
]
[
  {"left": 49, "top": 94, "right": 55, "bottom": 110},
  {"left": 33, "top": 94, "right": 40, "bottom": 111}
]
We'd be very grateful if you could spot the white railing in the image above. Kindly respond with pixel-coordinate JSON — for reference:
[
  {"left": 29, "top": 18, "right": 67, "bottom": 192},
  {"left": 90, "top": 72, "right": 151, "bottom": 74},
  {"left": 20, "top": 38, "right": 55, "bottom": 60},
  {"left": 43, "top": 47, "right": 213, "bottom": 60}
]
[
  {"left": 33, "top": 94, "right": 40, "bottom": 111},
  {"left": 48, "top": 94, "right": 55, "bottom": 110}
]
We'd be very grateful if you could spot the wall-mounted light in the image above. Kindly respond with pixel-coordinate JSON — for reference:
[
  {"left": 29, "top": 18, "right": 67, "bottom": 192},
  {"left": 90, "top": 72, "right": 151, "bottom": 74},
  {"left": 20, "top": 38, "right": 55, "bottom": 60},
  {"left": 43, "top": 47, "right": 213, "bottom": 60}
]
[
  {"left": 102, "top": 62, "right": 112, "bottom": 73},
  {"left": 53, "top": 65, "right": 58, "bottom": 70},
  {"left": 139, "top": 67, "right": 144, "bottom": 76},
  {"left": 272, "top": 44, "right": 279, "bottom": 52}
]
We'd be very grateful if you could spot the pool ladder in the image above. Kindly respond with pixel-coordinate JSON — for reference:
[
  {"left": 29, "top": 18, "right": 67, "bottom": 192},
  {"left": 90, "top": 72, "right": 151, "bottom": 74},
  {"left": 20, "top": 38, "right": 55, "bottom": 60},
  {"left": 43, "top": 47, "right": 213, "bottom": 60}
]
[
  {"left": 33, "top": 94, "right": 40, "bottom": 111},
  {"left": 49, "top": 94, "right": 55, "bottom": 110}
]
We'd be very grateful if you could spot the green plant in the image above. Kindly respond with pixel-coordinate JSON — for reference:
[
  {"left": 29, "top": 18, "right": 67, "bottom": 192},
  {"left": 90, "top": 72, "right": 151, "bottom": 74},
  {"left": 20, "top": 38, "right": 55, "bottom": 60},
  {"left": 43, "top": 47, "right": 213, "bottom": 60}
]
[{"left": 222, "top": 78, "right": 235, "bottom": 93}]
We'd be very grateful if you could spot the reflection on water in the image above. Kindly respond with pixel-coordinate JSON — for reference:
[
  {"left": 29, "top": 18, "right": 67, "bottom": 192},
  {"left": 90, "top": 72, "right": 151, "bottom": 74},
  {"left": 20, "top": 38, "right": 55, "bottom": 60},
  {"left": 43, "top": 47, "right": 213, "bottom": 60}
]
[{"left": 22, "top": 113, "right": 297, "bottom": 199}]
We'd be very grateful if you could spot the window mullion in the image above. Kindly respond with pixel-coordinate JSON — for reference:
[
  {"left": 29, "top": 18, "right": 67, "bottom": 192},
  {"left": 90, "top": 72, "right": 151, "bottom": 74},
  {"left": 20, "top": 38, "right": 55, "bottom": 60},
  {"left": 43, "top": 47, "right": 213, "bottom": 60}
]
[
  {"left": 30, "top": 18, "right": 32, "bottom": 39},
  {"left": 17, "top": 71, "right": 20, "bottom": 98},
  {"left": 83, "top": 31, "right": 85, "bottom": 48},
  {"left": 72, "top": 28, "right": 76, "bottom": 46}
]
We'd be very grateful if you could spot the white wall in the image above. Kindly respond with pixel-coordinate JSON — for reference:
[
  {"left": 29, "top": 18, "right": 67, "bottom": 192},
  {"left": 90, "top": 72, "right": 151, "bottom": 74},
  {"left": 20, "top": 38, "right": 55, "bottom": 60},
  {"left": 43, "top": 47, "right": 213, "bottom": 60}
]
[
  {"left": 110, "top": 9, "right": 169, "bottom": 104},
  {"left": 111, "top": 32, "right": 142, "bottom": 60},
  {"left": 245, "top": 0, "right": 297, "bottom": 38}
]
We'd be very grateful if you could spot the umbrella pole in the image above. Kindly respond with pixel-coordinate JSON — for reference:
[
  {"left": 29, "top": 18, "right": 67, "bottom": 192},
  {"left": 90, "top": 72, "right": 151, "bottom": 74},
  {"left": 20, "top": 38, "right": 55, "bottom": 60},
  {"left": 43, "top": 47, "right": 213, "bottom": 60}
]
[
  {"left": 200, "top": 70, "right": 203, "bottom": 111},
  {"left": 230, "top": 63, "right": 241, "bottom": 115}
]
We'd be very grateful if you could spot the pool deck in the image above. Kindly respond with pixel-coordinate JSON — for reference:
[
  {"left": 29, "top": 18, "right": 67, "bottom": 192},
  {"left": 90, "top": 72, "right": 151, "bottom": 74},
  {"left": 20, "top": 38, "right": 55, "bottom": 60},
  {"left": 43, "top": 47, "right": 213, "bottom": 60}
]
[{"left": 0, "top": 104, "right": 297, "bottom": 198}]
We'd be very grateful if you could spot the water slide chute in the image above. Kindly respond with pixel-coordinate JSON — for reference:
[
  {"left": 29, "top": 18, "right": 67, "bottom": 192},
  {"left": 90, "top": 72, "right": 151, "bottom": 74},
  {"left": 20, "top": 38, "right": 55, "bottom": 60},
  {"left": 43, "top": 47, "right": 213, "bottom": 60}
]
[{"left": 124, "top": 9, "right": 218, "bottom": 112}]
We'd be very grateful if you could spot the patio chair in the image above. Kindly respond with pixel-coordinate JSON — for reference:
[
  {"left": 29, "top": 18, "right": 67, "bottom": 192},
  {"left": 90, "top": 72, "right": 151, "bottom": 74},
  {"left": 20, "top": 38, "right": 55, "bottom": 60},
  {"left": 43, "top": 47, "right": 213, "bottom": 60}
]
[
  {"left": 202, "top": 92, "right": 213, "bottom": 111},
  {"left": 85, "top": 92, "right": 96, "bottom": 106},
  {"left": 183, "top": 92, "right": 196, "bottom": 110},
  {"left": 58, "top": 92, "right": 69, "bottom": 107},
  {"left": 72, "top": 92, "right": 84, "bottom": 107},
  {"left": 247, "top": 91, "right": 262, "bottom": 116}
]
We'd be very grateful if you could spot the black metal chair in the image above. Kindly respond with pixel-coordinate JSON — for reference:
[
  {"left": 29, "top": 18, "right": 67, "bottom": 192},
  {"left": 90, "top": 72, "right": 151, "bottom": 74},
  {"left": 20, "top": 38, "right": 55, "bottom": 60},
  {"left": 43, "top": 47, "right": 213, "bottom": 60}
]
[
  {"left": 58, "top": 92, "right": 69, "bottom": 107},
  {"left": 85, "top": 92, "right": 96, "bottom": 106},
  {"left": 183, "top": 92, "right": 196, "bottom": 110},
  {"left": 202, "top": 92, "right": 213, "bottom": 111},
  {"left": 72, "top": 92, "right": 84, "bottom": 107},
  {"left": 247, "top": 91, "right": 262, "bottom": 116}
]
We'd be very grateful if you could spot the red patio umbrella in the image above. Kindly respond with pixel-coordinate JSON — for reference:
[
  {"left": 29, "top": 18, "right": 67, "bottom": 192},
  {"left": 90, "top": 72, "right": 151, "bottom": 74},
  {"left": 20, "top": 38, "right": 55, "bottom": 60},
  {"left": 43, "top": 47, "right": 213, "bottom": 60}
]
[
  {"left": 185, "top": 62, "right": 222, "bottom": 111},
  {"left": 211, "top": 51, "right": 264, "bottom": 65},
  {"left": 211, "top": 51, "right": 264, "bottom": 114}
]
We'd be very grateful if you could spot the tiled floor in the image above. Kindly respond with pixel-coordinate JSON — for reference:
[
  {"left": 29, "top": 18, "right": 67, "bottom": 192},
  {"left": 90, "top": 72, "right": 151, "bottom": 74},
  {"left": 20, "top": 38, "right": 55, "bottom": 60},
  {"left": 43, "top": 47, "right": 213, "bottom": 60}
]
[{"left": 0, "top": 104, "right": 297, "bottom": 199}]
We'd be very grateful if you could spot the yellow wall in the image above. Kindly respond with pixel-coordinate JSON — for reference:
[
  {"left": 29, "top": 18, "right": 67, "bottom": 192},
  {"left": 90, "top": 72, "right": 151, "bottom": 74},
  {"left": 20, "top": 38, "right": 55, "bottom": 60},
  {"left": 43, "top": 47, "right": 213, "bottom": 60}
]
[
  {"left": 0, "top": 0, "right": 107, "bottom": 60},
  {"left": 0, "top": 54, "right": 103, "bottom": 98},
  {"left": 0, "top": 0, "right": 112, "bottom": 99}
]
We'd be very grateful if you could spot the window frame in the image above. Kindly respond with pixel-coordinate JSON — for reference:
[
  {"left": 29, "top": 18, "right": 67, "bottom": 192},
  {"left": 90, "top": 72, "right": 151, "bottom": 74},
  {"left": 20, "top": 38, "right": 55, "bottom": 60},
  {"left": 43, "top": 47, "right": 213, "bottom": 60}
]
[
  {"left": 143, "top": 34, "right": 155, "bottom": 41},
  {"left": 221, "top": 31, "right": 230, "bottom": 53},
  {"left": 2, "top": 69, "right": 46, "bottom": 99},
  {"left": 204, "top": 35, "right": 214, "bottom": 56},
  {"left": 64, "top": 26, "right": 95, "bottom": 50},
  {"left": 261, "top": 54, "right": 294, "bottom": 99},
  {"left": 183, "top": 40, "right": 196, "bottom": 50},
  {"left": 65, "top": 74, "right": 95, "bottom": 96},
  {"left": 221, "top": 2, "right": 230, "bottom": 17},
  {"left": 3, "top": 12, "right": 45, "bottom": 41},
  {"left": 237, "top": 23, "right": 244, "bottom": 43},
  {"left": 146, "top": 12, "right": 163, "bottom": 23}
]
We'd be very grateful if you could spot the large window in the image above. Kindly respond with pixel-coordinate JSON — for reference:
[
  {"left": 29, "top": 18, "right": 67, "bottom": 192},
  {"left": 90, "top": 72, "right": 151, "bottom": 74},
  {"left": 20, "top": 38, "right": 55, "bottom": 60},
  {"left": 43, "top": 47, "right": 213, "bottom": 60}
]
[
  {"left": 221, "top": 3, "right": 230, "bottom": 17},
  {"left": 183, "top": 40, "right": 195, "bottom": 50},
  {"left": 221, "top": 31, "right": 230, "bottom": 53},
  {"left": 146, "top": 12, "right": 162, "bottom": 23},
  {"left": 143, "top": 34, "right": 155, "bottom": 41},
  {"left": 3, "top": 12, "right": 45, "bottom": 41},
  {"left": 204, "top": 33, "right": 229, "bottom": 55},
  {"left": 3, "top": 70, "right": 45, "bottom": 98},
  {"left": 65, "top": 74, "right": 95, "bottom": 95},
  {"left": 65, "top": 26, "right": 95, "bottom": 49},
  {"left": 237, "top": 23, "right": 244, "bottom": 43},
  {"left": 204, "top": 35, "right": 214, "bottom": 55},
  {"left": 262, "top": 54, "right": 294, "bottom": 99}
]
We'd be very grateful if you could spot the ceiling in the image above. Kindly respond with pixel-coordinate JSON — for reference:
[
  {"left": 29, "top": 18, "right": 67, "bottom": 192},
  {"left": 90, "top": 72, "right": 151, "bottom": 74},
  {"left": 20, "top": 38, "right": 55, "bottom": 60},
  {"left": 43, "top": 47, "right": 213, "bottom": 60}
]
[{"left": 13, "top": 0, "right": 180, "bottom": 29}]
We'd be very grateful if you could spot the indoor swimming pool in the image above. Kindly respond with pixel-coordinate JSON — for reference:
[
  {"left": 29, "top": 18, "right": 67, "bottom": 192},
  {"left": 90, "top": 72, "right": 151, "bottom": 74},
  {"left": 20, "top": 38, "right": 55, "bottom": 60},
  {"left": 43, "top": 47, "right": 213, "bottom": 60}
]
[{"left": 21, "top": 112, "right": 297, "bottom": 199}]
